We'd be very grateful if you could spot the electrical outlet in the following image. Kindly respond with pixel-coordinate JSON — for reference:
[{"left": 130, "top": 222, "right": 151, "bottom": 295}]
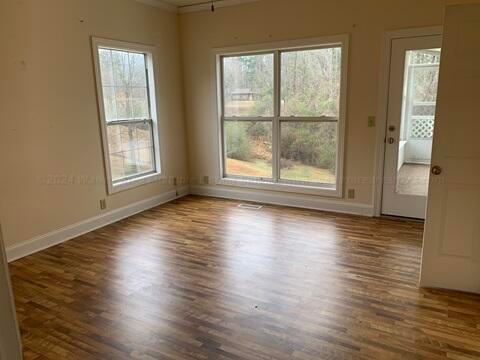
[
  {"left": 368, "top": 116, "right": 376, "bottom": 128},
  {"left": 100, "top": 199, "right": 107, "bottom": 210},
  {"left": 203, "top": 176, "right": 209, "bottom": 184},
  {"left": 348, "top": 189, "right": 355, "bottom": 199}
]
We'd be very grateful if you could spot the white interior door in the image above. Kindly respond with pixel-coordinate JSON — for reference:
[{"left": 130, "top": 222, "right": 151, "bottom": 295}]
[
  {"left": 421, "top": 4, "right": 480, "bottom": 294},
  {"left": 382, "top": 35, "right": 442, "bottom": 219}
]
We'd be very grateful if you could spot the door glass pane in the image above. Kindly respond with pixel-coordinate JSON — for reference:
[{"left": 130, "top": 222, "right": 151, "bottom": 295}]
[
  {"left": 280, "top": 122, "right": 337, "bottom": 186},
  {"left": 223, "top": 54, "right": 274, "bottom": 117},
  {"left": 281, "top": 47, "right": 341, "bottom": 118},
  {"left": 224, "top": 121, "right": 273, "bottom": 178},
  {"left": 396, "top": 49, "right": 441, "bottom": 196}
]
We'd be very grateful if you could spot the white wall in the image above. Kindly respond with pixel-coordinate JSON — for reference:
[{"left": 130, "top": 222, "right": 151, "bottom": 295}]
[
  {"left": 0, "top": 0, "right": 188, "bottom": 249},
  {"left": 1, "top": 0, "right": 477, "bottom": 255},
  {"left": 405, "top": 140, "right": 433, "bottom": 164},
  {"left": 398, "top": 140, "right": 407, "bottom": 171},
  {"left": 179, "top": 0, "right": 451, "bottom": 208}
]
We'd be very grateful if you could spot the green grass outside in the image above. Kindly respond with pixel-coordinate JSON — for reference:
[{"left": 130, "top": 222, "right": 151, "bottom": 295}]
[{"left": 227, "top": 158, "right": 335, "bottom": 184}]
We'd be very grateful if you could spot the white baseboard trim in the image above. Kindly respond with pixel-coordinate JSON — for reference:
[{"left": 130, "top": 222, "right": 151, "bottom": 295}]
[
  {"left": 190, "top": 185, "right": 374, "bottom": 217},
  {"left": 6, "top": 186, "right": 189, "bottom": 262},
  {"left": 7, "top": 184, "right": 373, "bottom": 262}
]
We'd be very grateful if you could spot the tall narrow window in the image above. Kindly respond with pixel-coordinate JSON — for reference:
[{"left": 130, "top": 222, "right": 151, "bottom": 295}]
[
  {"left": 218, "top": 37, "right": 347, "bottom": 196},
  {"left": 92, "top": 38, "right": 161, "bottom": 193}
]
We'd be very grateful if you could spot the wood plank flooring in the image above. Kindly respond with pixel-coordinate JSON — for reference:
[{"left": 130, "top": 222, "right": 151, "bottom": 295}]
[{"left": 9, "top": 195, "right": 480, "bottom": 359}]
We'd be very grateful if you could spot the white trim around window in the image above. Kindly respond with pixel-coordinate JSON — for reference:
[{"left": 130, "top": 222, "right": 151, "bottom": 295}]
[
  {"left": 92, "top": 37, "right": 163, "bottom": 194},
  {"left": 212, "top": 34, "right": 349, "bottom": 198}
]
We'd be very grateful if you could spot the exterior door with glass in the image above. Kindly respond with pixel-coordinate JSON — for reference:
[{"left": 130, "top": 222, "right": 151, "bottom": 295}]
[{"left": 382, "top": 35, "right": 442, "bottom": 219}]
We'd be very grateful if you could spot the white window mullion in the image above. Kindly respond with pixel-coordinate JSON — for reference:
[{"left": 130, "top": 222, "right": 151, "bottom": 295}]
[
  {"left": 223, "top": 117, "right": 275, "bottom": 121},
  {"left": 221, "top": 117, "right": 227, "bottom": 178},
  {"left": 273, "top": 50, "right": 281, "bottom": 183},
  {"left": 279, "top": 116, "right": 339, "bottom": 122},
  {"left": 145, "top": 66, "right": 152, "bottom": 119},
  {"left": 219, "top": 57, "right": 227, "bottom": 178}
]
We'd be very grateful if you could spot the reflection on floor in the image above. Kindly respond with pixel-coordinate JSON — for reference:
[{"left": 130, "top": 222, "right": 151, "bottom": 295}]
[
  {"left": 10, "top": 196, "right": 480, "bottom": 359},
  {"left": 397, "top": 163, "right": 430, "bottom": 196}
]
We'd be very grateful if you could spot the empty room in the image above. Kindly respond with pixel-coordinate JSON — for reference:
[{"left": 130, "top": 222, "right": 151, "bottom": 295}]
[{"left": 1, "top": 0, "right": 480, "bottom": 359}]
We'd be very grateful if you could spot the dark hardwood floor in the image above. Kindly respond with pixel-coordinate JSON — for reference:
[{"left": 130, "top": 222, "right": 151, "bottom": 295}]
[{"left": 9, "top": 195, "right": 480, "bottom": 359}]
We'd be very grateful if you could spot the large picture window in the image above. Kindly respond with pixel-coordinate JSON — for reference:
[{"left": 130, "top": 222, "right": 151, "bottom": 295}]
[
  {"left": 92, "top": 38, "right": 161, "bottom": 194},
  {"left": 217, "top": 36, "right": 347, "bottom": 196}
]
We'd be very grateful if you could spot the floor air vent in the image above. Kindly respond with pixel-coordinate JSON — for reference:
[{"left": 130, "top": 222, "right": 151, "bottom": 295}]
[{"left": 238, "top": 203, "right": 264, "bottom": 210}]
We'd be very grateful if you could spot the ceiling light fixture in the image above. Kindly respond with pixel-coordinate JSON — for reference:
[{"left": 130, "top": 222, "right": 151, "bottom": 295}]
[
  {"left": 176, "top": 0, "right": 260, "bottom": 14},
  {"left": 177, "top": 0, "right": 220, "bottom": 12}
]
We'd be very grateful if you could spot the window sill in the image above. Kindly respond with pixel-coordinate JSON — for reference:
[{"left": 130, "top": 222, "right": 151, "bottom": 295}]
[
  {"left": 216, "top": 177, "right": 341, "bottom": 198},
  {"left": 109, "top": 172, "right": 164, "bottom": 194}
]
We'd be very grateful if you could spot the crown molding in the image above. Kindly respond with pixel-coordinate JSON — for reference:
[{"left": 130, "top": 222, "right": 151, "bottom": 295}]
[
  {"left": 134, "top": 0, "right": 178, "bottom": 13},
  {"left": 178, "top": 0, "right": 261, "bottom": 14},
  {"left": 134, "top": 0, "right": 260, "bottom": 14}
]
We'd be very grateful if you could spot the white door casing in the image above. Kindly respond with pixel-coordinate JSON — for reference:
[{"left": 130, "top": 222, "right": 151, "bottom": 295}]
[{"left": 0, "top": 225, "right": 23, "bottom": 359}]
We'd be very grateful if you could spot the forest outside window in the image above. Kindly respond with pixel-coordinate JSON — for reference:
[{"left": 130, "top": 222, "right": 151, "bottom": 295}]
[
  {"left": 218, "top": 37, "right": 347, "bottom": 195},
  {"left": 92, "top": 38, "right": 161, "bottom": 194}
]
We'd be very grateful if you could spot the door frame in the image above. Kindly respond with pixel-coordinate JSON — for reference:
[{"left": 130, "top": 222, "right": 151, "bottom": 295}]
[
  {"left": 0, "top": 224, "right": 23, "bottom": 359},
  {"left": 373, "top": 26, "right": 443, "bottom": 217}
]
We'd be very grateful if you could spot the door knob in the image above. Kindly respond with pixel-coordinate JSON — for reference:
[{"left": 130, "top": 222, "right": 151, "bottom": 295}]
[
  {"left": 431, "top": 166, "right": 442, "bottom": 176},
  {"left": 387, "top": 137, "right": 395, "bottom": 144}
]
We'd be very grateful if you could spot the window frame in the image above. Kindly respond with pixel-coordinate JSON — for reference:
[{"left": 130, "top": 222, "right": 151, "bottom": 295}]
[
  {"left": 214, "top": 35, "right": 349, "bottom": 198},
  {"left": 92, "top": 37, "right": 162, "bottom": 194}
]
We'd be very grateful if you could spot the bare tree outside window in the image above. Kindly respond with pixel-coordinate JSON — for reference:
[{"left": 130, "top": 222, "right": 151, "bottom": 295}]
[
  {"left": 98, "top": 48, "right": 155, "bottom": 182},
  {"left": 220, "top": 43, "right": 344, "bottom": 188}
]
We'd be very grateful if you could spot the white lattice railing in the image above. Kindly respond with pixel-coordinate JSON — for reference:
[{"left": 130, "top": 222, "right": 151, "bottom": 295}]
[{"left": 410, "top": 116, "right": 434, "bottom": 139}]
